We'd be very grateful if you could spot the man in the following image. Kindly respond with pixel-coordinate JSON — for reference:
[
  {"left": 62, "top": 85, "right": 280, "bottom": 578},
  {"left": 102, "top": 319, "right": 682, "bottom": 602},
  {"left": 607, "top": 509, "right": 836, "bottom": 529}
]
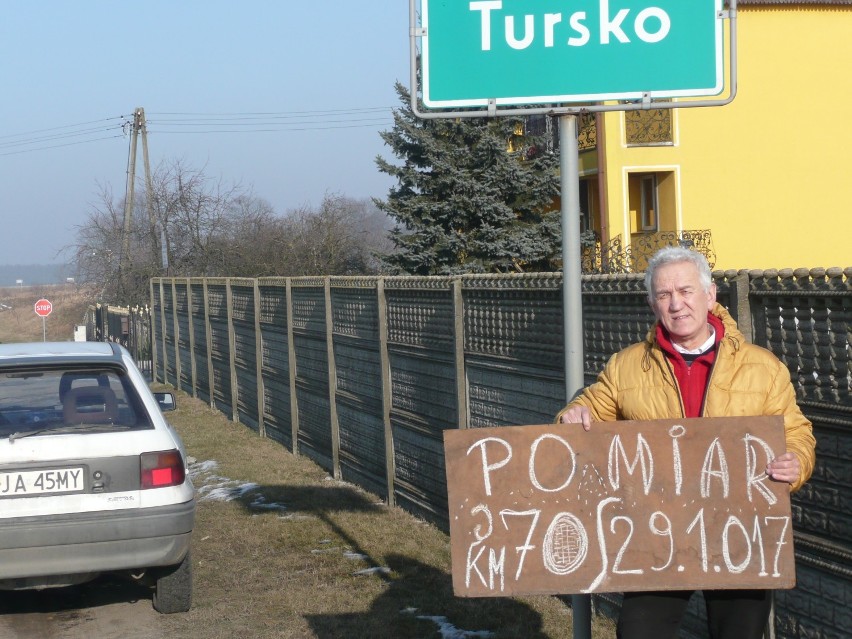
[{"left": 556, "top": 246, "right": 815, "bottom": 639}]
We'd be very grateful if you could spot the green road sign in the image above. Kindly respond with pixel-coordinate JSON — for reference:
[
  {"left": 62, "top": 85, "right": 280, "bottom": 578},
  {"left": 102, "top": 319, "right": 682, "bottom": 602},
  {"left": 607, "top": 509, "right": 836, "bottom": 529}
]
[{"left": 421, "top": 0, "right": 725, "bottom": 108}]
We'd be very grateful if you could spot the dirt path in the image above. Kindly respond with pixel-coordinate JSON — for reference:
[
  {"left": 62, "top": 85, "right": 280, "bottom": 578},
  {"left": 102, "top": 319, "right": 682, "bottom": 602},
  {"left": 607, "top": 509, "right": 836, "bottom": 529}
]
[{"left": 0, "top": 577, "right": 166, "bottom": 639}]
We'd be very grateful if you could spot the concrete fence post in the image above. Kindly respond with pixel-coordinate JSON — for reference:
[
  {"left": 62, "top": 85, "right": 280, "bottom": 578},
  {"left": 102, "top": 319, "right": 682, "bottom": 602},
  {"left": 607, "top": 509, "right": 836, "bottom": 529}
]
[
  {"left": 452, "top": 277, "right": 468, "bottom": 430},
  {"left": 254, "top": 280, "right": 266, "bottom": 438},
  {"left": 158, "top": 280, "right": 169, "bottom": 386},
  {"left": 286, "top": 279, "right": 299, "bottom": 454},
  {"left": 171, "top": 280, "right": 181, "bottom": 388},
  {"left": 226, "top": 280, "right": 239, "bottom": 422},
  {"left": 186, "top": 280, "right": 198, "bottom": 398},
  {"left": 734, "top": 271, "right": 753, "bottom": 344},
  {"left": 202, "top": 281, "right": 215, "bottom": 408},
  {"left": 150, "top": 279, "right": 159, "bottom": 383},
  {"left": 377, "top": 278, "right": 395, "bottom": 506},
  {"left": 325, "top": 278, "right": 341, "bottom": 479}
]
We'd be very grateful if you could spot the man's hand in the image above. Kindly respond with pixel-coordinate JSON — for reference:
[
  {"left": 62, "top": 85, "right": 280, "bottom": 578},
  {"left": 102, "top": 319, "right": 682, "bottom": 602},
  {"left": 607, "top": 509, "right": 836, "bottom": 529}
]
[
  {"left": 766, "top": 452, "right": 800, "bottom": 485},
  {"left": 559, "top": 405, "right": 592, "bottom": 431}
]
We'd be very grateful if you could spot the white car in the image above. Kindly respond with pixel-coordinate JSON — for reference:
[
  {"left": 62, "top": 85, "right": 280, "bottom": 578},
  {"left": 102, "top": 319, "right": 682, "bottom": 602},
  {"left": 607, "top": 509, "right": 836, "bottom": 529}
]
[{"left": 0, "top": 341, "right": 195, "bottom": 613}]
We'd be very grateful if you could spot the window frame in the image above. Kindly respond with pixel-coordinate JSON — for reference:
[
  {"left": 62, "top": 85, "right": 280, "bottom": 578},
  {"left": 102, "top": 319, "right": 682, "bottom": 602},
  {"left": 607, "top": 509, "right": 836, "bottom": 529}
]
[{"left": 639, "top": 174, "right": 659, "bottom": 232}]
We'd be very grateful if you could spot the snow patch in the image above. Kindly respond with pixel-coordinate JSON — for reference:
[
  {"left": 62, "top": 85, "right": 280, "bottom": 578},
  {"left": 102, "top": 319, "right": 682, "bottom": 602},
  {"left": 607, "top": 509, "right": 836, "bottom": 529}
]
[
  {"left": 353, "top": 566, "right": 391, "bottom": 576},
  {"left": 401, "top": 609, "right": 495, "bottom": 639}
]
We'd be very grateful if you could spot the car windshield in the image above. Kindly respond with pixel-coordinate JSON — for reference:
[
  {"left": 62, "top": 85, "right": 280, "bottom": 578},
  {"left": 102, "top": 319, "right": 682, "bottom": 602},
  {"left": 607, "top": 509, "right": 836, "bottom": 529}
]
[{"left": 0, "top": 366, "right": 153, "bottom": 438}]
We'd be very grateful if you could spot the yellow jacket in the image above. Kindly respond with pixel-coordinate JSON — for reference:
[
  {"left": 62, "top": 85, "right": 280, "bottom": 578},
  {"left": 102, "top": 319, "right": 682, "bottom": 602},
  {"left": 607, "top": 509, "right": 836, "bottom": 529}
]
[{"left": 555, "top": 304, "right": 816, "bottom": 492}]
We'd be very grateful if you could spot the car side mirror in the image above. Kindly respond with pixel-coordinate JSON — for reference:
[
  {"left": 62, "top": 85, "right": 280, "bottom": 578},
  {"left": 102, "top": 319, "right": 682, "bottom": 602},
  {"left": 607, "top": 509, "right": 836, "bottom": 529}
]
[{"left": 153, "top": 391, "right": 177, "bottom": 412}]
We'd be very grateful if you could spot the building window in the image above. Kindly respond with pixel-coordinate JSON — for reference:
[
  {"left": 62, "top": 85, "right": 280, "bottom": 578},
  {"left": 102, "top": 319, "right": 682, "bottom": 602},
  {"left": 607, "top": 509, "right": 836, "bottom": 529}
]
[
  {"left": 579, "top": 179, "right": 592, "bottom": 233},
  {"left": 640, "top": 175, "right": 658, "bottom": 232},
  {"left": 523, "top": 114, "right": 557, "bottom": 154}
]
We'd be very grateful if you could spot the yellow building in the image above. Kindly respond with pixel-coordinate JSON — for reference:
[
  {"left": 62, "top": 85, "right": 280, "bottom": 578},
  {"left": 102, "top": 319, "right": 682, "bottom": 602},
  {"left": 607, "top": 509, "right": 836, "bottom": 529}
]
[{"left": 573, "top": 0, "right": 852, "bottom": 271}]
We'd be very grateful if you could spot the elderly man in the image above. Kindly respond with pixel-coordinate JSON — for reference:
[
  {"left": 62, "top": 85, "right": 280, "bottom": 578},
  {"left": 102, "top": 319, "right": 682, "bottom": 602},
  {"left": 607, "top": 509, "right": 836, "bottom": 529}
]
[{"left": 557, "top": 246, "right": 815, "bottom": 639}]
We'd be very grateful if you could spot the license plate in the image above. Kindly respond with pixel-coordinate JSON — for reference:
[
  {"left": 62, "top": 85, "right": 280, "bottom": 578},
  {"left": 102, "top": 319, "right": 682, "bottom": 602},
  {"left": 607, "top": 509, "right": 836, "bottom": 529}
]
[{"left": 0, "top": 467, "right": 85, "bottom": 497}]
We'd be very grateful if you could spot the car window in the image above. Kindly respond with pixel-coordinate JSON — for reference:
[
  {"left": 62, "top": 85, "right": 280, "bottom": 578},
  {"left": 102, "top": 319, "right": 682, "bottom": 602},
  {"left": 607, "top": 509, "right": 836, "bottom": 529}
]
[{"left": 0, "top": 366, "right": 153, "bottom": 437}]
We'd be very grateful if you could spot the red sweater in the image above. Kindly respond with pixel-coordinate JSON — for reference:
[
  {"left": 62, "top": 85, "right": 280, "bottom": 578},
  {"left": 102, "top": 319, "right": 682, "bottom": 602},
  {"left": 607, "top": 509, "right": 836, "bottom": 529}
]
[{"left": 654, "top": 312, "right": 725, "bottom": 418}]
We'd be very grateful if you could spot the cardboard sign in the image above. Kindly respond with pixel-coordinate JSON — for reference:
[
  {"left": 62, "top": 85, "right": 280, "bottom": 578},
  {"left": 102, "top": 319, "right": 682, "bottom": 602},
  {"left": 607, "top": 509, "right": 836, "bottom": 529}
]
[{"left": 444, "top": 416, "right": 795, "bottom": 597}]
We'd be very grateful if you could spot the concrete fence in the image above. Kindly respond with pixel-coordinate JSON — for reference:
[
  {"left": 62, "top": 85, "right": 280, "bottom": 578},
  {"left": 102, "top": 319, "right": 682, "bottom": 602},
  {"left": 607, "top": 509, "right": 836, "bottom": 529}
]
[{"left": 91, "top": 266, "right": 850, "bottom": 638}]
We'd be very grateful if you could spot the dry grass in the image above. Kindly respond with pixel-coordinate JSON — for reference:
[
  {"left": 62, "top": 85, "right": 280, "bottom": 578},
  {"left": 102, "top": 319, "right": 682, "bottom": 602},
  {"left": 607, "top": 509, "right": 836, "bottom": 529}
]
[
  {"left": 158, "top": 391, "right": 617, "bottom": 639},
  {"left": 0, "top": 284, "right": 94, "bottom": 343}
]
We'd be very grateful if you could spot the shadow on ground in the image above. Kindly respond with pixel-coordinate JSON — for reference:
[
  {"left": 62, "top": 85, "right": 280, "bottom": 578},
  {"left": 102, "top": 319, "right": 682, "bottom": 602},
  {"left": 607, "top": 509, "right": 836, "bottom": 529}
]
[
  {"left": 305, "top": 553, "right": 550, "bottom": 638},
  {"left": 0, "top": 574, "right": 152, "bottom": 615},
  {"left": 228, "top": 482, "right": 552, "bottom": 639}
]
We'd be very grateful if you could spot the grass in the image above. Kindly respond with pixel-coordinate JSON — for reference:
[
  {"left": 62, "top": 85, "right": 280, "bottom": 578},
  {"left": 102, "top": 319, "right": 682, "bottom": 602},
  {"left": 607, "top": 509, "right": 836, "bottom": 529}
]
[{"left": 158, "top": 390, "right": 617, "bottom": 639}]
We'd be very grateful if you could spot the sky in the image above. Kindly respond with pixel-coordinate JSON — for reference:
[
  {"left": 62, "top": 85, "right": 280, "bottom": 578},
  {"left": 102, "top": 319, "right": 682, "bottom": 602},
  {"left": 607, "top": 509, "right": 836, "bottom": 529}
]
[{"left": 0, "top": 1, "right": 412, "bottom": 266}]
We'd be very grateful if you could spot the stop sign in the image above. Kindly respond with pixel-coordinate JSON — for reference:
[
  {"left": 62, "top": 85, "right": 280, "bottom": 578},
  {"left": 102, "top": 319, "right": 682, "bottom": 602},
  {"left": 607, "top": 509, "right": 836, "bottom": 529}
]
[{"left": 34, "top": 298, "right": 53, "bottom": 317}]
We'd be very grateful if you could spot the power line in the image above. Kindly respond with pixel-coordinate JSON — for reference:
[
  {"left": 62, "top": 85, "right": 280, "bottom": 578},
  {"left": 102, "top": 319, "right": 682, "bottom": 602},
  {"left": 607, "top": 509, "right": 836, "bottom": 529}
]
[
  {"left": 1, "top": 106, "right": 398, "bottom": 157},
  {"left": 0, "top": 134, "right": 125, "bottom": 157},
  {"left": 0, "top": 115, "right": 129, "bottom": 157},
  {"left": 150, "top": 117, "right": 389, "bottom": 126},
  {"left": 0, "top": 116, "right": 125, "bottom": 141},
  {"left": 145, "top": 107, "right": 394, "bottom": 132},
  {"left": 150, "top": 117, "right": 390, "bottom": 130},
  {"left": 0, "top": 124, "right": 123, "bottom": 150},
  {"left": 148, "top": 106, "right": 396, "bottom": 118},
  {"left": 154, "top": 122, "right": 392, "bottom": 134}
]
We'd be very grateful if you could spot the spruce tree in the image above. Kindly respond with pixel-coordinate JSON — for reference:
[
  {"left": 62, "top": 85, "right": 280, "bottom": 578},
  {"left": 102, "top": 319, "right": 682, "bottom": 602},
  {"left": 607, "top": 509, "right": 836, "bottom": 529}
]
[{"left": 374, "top": 82, "right": 561, "bottom": 275}]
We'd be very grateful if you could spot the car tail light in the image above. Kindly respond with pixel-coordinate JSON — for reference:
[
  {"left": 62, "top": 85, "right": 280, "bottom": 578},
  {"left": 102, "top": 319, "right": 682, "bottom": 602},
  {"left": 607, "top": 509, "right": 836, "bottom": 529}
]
[{"left": 140, "top": 450, "right": 186, "bottom": 489}]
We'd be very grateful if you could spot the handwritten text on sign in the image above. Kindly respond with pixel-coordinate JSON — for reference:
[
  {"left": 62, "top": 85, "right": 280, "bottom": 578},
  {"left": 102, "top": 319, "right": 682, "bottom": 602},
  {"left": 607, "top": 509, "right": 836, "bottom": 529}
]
[{"left": 444, "top": 416, "right": 795, "bottom": 597}]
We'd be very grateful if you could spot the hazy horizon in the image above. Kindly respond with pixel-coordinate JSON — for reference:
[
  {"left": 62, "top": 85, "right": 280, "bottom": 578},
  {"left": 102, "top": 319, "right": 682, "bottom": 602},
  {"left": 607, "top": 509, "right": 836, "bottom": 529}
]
[{"left": 0, "top": 264, "right": 75, "bottom": 287}]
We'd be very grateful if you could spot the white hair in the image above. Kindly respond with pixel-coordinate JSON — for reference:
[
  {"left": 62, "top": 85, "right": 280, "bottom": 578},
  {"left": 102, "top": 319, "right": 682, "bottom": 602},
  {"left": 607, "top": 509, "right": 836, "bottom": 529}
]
[{"left": 644, "top": 246, "right": 712, "bottom": 301}]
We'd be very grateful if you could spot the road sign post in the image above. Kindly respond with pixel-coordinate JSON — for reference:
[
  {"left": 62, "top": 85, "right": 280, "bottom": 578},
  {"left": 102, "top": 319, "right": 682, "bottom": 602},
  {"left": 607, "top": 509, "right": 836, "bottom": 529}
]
[
  {"left": 34, "top": 298, "right": 52, "bottom": 342},
  {"left": 409, "top": 3, "right": 736, "bottom": 637}
]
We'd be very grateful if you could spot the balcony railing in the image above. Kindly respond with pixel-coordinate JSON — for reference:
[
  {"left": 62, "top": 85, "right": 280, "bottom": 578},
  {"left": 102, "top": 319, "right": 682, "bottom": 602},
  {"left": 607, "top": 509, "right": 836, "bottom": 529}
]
[
  {"left": 524, "top": 113, "right": 596, "bottom": 153},
  {"left": 524, "top": 109, "right": 670, "bottom": 153},
  {"left": 625, "top": 109, "right": 673, "bottom": 146},
  {"left": 581, "top": 230, "right": 716, "bottom": 274}
]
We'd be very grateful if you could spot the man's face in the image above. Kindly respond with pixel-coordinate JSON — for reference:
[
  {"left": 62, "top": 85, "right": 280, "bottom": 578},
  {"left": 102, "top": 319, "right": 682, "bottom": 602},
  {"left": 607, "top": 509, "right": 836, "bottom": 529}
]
[{"left": 649, "top": 261, "right": 717, "bottom": 350}]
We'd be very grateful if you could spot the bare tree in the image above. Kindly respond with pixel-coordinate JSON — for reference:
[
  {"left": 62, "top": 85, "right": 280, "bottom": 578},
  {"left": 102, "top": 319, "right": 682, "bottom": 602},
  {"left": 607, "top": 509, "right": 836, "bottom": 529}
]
[
  {"left": 70, "top": 183, "right": 125, "bottom": 301},
  {"left": 69, "top": 161, "right": 248, "bottom": 304},
  {"left": 69, "top": 167, "right": 395, "bottom": 305},
  {"left": 149, "top": 159, "right": 244, "bottom": 276},
  {"left": 215, "top": 195, "right": 286, "bottom": 276},
  {"left": 284, "top": 193, "right": 392, "bottom": 276}
]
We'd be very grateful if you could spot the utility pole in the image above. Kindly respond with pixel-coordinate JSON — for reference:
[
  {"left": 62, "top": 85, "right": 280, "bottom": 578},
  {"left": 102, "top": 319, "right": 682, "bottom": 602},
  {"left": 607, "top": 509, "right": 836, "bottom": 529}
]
[
  {"left": 139, "top": 109, "right": 167, "bottom": 272},
  {"left": 120, "top": 108, "right": 143, "bottom": 298},
  {"left": 121, "top": 106, "right": 165, "bottom": 298}
]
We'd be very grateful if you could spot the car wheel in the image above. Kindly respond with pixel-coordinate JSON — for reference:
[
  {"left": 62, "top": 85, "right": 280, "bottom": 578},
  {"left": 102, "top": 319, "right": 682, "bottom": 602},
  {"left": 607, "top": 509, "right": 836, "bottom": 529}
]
[{"left": 152, "top": 550, "right": 192, "bottom": 614}]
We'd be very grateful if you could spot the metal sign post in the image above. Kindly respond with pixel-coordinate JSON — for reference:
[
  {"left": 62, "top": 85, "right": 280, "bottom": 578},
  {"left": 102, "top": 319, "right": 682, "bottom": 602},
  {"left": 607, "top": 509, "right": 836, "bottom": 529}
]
[
  {"left": 560, "top": 115, "right": 584, "bottom": 402},
  {"left": 559, "top": 114, "right": 591, "bottom": 637},
  {"left": 34, "top": 298, "right": 53, "bottom": 342},
  {"left": 407, "top": 2, "right": 737, "bottom": 636}
]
